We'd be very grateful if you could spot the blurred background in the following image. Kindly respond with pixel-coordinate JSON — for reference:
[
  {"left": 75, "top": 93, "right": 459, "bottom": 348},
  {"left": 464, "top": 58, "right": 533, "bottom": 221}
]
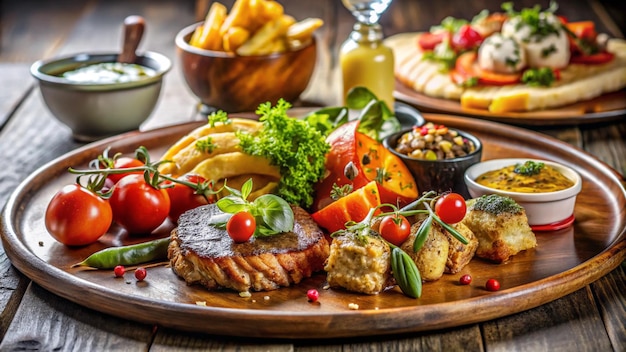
[{"left": 1, "top": 0, "right": 624, "bottom": 64}]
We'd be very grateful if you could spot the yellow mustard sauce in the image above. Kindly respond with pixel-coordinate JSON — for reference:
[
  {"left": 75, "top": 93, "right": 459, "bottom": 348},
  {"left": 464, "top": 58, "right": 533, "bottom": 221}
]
[{"left": 476, "top": 164, "right": 574, "bottom": 193}]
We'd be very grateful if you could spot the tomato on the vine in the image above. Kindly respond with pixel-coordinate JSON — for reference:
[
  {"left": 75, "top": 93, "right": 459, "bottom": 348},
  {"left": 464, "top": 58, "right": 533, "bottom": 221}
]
[
  {"left": 45, "top": 184, "right": 112, "bottom": 246},
  {"left": 165, "top": 174, "right": 212, "bottom": 223},
  {"left": 379, "top": 214, "right": 411, "bottom": 246},
  {"left": 106, "top": 157, "right": 144, "bottom": 184},
  {"left": 109, "top": 174, "right": 170, "bottom": 235},
  {"left": 226, "top": 211, "right": 256, "bottom": 243},
  {"left": 434, "top": 193, "right": 467, "bottom": 224}
]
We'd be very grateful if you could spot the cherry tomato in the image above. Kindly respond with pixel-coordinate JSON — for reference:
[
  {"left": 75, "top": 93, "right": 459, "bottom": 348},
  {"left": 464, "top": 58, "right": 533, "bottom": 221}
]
[
  {"left": 106, "top": 157, "right": 144, "bottom": 184},
  {"left": 417, "top": 31, "right": 449, "bottom": 51},
  {"left": 109, "top": 174, "right": 170, "bottom": 235},
  {"left": 165, "top": 174, "right": 211, "bottom": 223},
  {"left": 45, "top": 184, "right": 112, "bottom": 246},
  {"left": 435, "top": 193, "right": 467, "bottom": 224},
  {"left": 485, "top": 278, "right": 501, "bottom": 291},
  {"left": 379, "top": 214, "right": 411, "bottom": 246},
  {"left": 451, "top": 24, "right": 483, "bottom": 51},
  {"left": 226, "top": 211, "right": 256, "bottom": 243}
]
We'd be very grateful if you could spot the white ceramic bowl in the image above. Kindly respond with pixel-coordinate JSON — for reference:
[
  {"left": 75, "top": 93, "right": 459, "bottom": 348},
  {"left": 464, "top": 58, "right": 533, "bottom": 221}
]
[
  {"left": 464, "top": 158, "right": 582, "bottom": 227},
  {"left": 31, "top": 51, "right": 171, "bottom": 142}
]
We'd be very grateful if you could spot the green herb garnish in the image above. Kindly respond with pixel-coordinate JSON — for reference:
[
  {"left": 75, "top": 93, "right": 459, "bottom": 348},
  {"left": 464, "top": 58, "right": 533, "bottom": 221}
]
[
  {"left": 502, "top": 1, "right": 561, "bottom": 39},
  {"left": 430, "top": 16, "right": 468, "bottom": 33},
  {"left": 460, "top": 76, "right": 479, "bottom": 88},
  {"left": 522, "top": 68, "right": 556, "bottom": 87},
  {"left": 214, "top": 178, "right": 294, "bottom": 237},
  {"left": 330, "top": 183, "right": 353, "bottom": 201},
  {"left": 207, "top": 110, "right": 231, "bottom": 127},
  {"left": 514, "top": 160, "right": 545, "bottom": 175},
  {"left": 195, "top": 137, "right": 216, "bottom": 154},
  {"left": 423, "top": 39, "right": 458, "bottom": 72},
  {"left": 237, "top": 99, "right": 330, "bottom": 209},
  {"left": 471, "top": 194, "right": 523, "bottom": 215},
  {"left": 305, "top": 87, "right": 402, "bottom": 141}
]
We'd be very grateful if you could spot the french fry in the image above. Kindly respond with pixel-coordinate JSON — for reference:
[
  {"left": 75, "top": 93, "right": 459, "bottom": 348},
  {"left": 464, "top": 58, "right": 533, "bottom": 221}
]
[
  {"left": 192, "top": 1, "right": 323, "bottom": 56},
  {"left": 252, "top": 38, "right": 287, "bottom": 55},
  {"left": 286, "top": 18, "right": 323, "bottom": 42},
  {"left": 220, "top": 0, "right": 251, "bottom": 35},
  {"left": 257, "top": 0, "right": 284, "bottom": 25},
  {"left": 223, "top": 26, "right": 251, "bottom": 52},
  {"left": 236, "top": 14, "right": 296, "bottom": 56},
  {"left": 194, "top": 2, "right": 227, "bottom": 50},
  {"left": 189, "top": 24, "right": 205, "bottom": 47}
]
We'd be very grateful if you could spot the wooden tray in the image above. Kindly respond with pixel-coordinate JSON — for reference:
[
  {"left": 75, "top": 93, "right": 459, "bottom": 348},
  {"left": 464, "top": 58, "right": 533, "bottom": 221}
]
[
  {"left": 1, "top": 114, "right": 625, "bottom": 339},
  {"left": 395, "top": 82, "right": 626, "bottom": 126}
]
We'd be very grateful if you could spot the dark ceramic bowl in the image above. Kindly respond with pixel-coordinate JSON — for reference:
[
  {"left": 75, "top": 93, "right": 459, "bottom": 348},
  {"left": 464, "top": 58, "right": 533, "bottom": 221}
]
[
  {"left": 31, "top": 51, "right": 171, "bottom": 141},
  {"left": 383, "top": 127, "right": 483, "bottom": 199},
  {"left": 175, "top": 22, "right": 317, "bottom": 113}
]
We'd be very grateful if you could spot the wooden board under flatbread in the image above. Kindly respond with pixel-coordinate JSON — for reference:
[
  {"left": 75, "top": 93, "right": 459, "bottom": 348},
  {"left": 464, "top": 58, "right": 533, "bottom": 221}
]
[{"left": 385, "top": 32, "right": 626, "bottom": 116}]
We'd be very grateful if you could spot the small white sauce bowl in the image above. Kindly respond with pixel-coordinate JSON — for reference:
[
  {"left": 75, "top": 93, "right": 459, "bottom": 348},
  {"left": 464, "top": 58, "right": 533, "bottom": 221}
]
[{"left": 464, "top": 158, "right": 582, "bottom": 227}]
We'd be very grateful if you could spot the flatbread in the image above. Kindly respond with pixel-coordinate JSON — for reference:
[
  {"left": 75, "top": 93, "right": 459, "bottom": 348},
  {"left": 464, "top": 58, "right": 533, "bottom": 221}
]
[{"left": 385, "top": 32, "right": 626, "bottom": 113}]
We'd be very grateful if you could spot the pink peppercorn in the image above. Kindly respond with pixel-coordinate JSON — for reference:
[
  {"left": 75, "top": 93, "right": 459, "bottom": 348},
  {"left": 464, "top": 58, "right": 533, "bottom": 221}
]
[
  {"left": 307, "top": 289, "right": 319, "bottom": 302},
  {"left": 113, "top": 265, "right": 125, "bottom": 278},
  {"left": 485, "top": 278, "right": 501, "bottom": 291},
  {"left": 459, "top": 274, "right": 472, "bottom": 285},
  {"left": 135, "top": 267, "right": 147, "bottom": 281}
]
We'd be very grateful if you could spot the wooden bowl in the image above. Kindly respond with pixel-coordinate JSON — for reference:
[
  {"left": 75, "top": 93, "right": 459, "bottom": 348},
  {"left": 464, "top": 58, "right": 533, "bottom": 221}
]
[{"left": 175, "top": 23, "right": 317, "bottom": 113}]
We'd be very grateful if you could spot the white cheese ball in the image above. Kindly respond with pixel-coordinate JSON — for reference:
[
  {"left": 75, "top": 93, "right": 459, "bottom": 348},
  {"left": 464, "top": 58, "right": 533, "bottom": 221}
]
[
  {"left": 478, "top": 33, "right": 527, "bottom": 73},
  {"left": 501, "top": 13, "right": 570, "bottom": 69}
]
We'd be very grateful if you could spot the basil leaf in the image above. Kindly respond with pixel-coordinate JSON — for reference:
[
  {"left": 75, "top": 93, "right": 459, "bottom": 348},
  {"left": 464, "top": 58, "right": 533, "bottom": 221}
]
[
  {"left": 305, "top": 107, "right": 349, "bottom": 135},
  {"left": 253, "top": 194, "right": 294, "bottom": 233},
  {"left": 253, "top": 223, "right": 277, "bottom": 237},
  {"left": 357, "top": 100, "right": 401, "bottom": 141},
  {"left": 346, "top": 86, "right": 377, "bottom": 109},
  {"left": 216, "top": 196, "right": 247, "bottom": 214},
  {"left": 240, "top": 178, "right": 253, "bottom": 200}
]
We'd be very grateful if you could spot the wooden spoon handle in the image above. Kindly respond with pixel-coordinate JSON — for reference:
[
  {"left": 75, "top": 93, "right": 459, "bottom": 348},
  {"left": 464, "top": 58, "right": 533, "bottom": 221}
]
[{"left": 118, "top": 15, "right": 145, "bottom": 64}]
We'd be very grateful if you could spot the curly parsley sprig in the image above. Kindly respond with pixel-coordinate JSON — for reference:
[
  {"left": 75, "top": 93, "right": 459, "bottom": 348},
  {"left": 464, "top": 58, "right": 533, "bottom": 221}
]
[{"left": 237, "top": 99, "right": 330, "bottom": 208}]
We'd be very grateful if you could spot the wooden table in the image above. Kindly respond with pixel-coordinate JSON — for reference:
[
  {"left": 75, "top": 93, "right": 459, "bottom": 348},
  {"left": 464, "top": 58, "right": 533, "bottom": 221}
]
[{"left": 0, "top": 0, "right": 624, "bottom": 350}]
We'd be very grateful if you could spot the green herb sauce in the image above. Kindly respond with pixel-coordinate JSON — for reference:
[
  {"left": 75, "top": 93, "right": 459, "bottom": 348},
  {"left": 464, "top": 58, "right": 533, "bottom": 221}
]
[{"left": 470, "top": 194, "right": 523, "bottom": 215}]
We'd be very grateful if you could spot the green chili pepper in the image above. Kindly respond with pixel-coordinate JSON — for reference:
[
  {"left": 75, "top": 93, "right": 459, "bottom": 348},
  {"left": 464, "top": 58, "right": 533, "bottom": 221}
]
[{"left": 74, "top": 237, "right": 170, "bottom": 269}]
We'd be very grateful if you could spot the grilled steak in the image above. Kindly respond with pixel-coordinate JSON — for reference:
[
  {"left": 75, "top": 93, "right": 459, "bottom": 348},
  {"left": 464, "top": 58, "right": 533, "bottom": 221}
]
[{"left": 168, "top": 204, "right": 330, "bottom": 293}]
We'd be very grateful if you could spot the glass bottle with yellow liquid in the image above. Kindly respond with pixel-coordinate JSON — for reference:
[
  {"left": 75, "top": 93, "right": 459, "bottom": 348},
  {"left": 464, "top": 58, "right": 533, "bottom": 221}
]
[{"left": 340, "top": 0, "right": 395, "bottom": 110}]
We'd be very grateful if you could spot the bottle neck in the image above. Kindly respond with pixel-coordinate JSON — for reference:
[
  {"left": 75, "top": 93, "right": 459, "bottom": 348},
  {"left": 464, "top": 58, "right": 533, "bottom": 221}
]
[{"left": 349, "top": 22, "right": 384, "bottom": 44}]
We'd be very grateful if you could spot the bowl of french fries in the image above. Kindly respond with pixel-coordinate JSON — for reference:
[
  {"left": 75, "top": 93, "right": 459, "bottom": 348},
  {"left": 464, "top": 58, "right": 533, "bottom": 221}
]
[{"left": 175, "top": 0, "right": 322, "bottom": 112}]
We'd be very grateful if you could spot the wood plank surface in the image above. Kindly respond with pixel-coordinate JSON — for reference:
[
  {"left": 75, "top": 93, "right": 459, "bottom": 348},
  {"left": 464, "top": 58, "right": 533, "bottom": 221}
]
[{"left": 0, "top": 0, "right": 624, "bottom": 351}]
